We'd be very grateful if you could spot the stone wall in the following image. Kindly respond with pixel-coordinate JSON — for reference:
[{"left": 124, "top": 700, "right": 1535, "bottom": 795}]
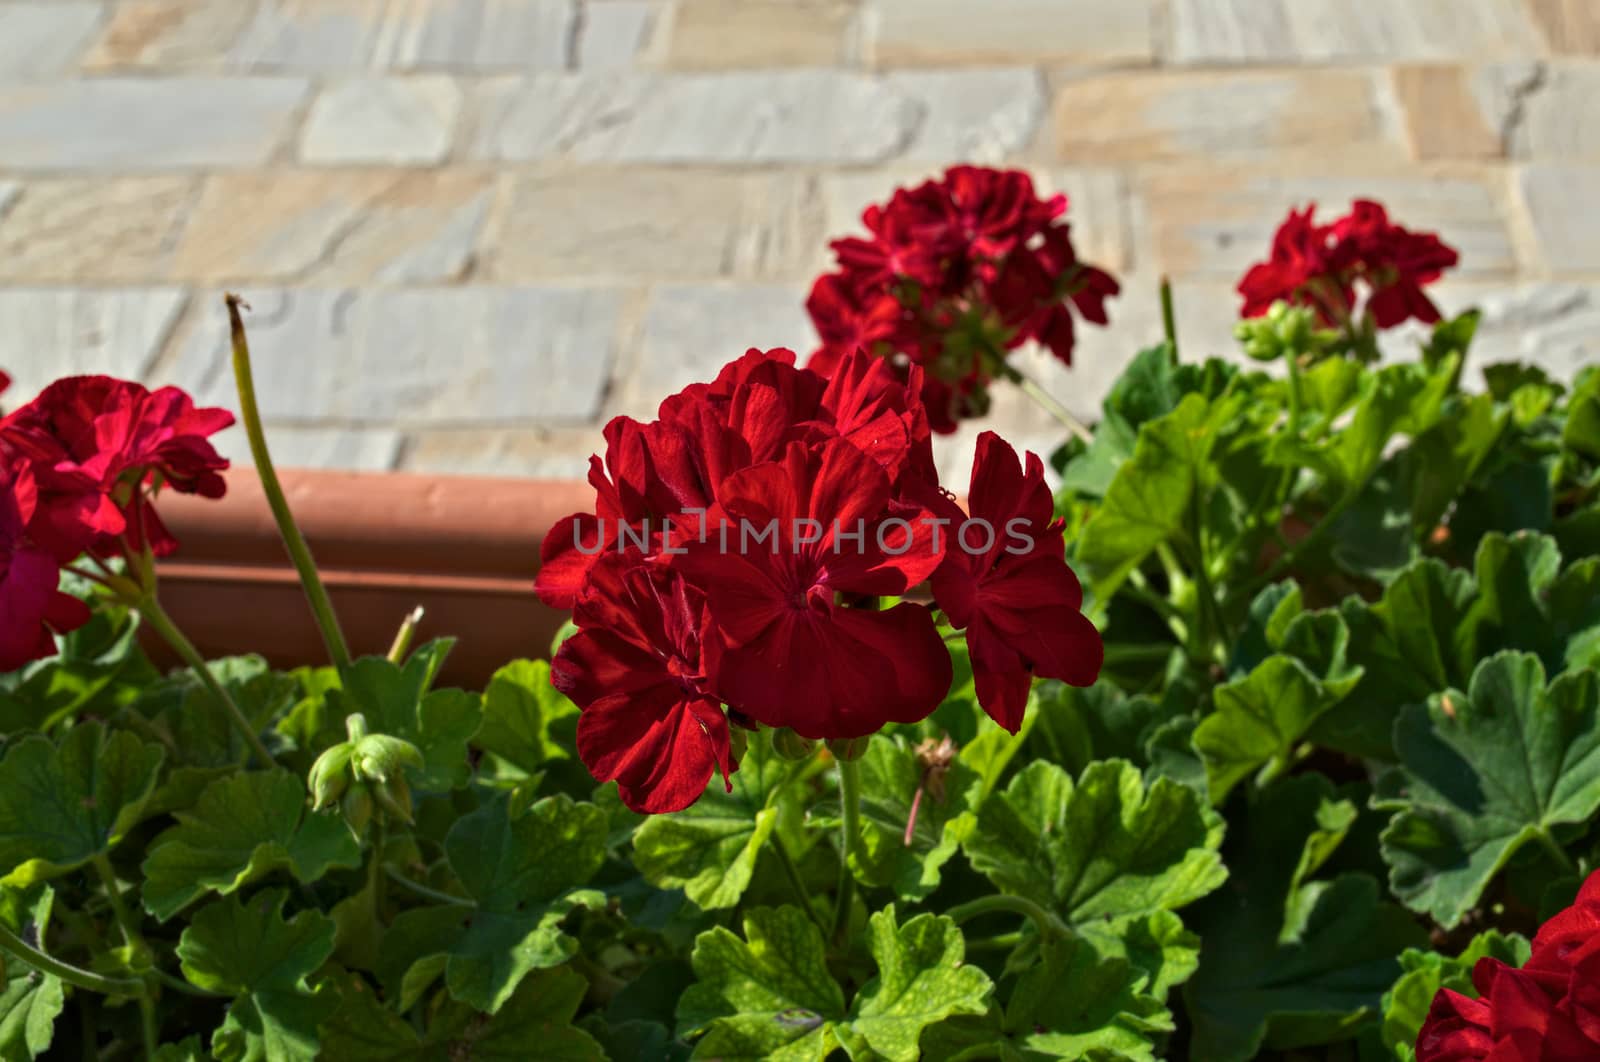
[{"left": 0, "top": 0, "right": 1595, "bottom": 482}]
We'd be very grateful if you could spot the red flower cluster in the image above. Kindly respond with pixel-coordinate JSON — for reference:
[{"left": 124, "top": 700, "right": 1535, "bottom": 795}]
[
  {"left": 1239, "top": 200, "right": 1459, "bottom": 330},
  {"left": 806, "top": 165, "right": 1119, "bottom": 434},
  {"left": 0, "top": 374, "right": 234, "bottom": 672},
  {"left": 1419, "top": 870, "right": 1600, "bottom": 1060},
  {"left": 536, "top": 348, "right": 1103, "bottom": 813}
]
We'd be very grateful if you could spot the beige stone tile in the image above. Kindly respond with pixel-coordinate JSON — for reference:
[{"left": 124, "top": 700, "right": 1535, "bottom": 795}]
[
  {"left": 1168, "top": 0, "right": 1546, "bottom": 62},
  {"left": 401, "top": 427, "right": 603, "bottom": 478},
  {"left": 867, "top": 0, "right": 1153, "bottom": 67},
  {"left": 82, "top": 0, "right": 257, "bottom": 71},
  {"left": 1136, "top": 167, "right": 1518, "bottom": 280},
  {"left": 488, "top": 168, "right": 823, "bottom": 282},
  {"left": 0, "top": 178, "right": 196, "bottom": 282},
  {"left": 1527, "top": 0, "right": 1600, "bottom": 55},
  {"left": 1393, "top": 65, "right": 1503, "bottom": 159},
  {"left": 1050, "top": 70, "right": 1399, "bottom": 164},
  {"left": 172, "top": 170, "right": 493, "bottom": 284},
  {"left": 664, "top": 0, "right": 860, "bottom": 68}
]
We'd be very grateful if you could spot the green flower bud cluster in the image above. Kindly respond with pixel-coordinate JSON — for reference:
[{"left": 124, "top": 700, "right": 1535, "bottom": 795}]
[
  {"left": 307, "top": 713, "right": 423, "bottom": 836},
  {"left": 1234, "top": 300, "right": 1340, "bottom": 364}
]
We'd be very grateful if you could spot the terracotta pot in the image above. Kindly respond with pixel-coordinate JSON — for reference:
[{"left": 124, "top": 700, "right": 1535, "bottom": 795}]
[{"left": 148, "top": 469, "right": 593, "bottom": 687}]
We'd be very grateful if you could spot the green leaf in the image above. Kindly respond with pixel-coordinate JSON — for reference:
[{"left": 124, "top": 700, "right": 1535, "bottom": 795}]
[
  {"left": 847, "top": 735, "right": 980, "bottom": 901},
  {"left": 1194, "top": 655, "right": 1358, "bottom": 803},
  {"left": 846, "top": 906, "right": 995, "bottom": 1061},
  {"left": 1076, "top": 395, "right": 1233, "bottom": 601},
  {"left": 1379, "top": 652, "right": 1600, "bottom": 928},
  {"left": 1380, "top": 930, "right": 1530, "bottom": 1056},
  {"left": 386, "top": 794, "right": 606, "bottom": 1014},
  {"left": 137, "top": 656, "right": 296, "bottom": 768},
  {"left": 320, "top": 967, "right": 606, "bottom": 1061},
  {"left": 961, "top": 760, "right": 1225, "bottom": 928},
  {"left": 1184, "top": 776, "right": 1427, "bottom": 1062},
  {"left": 328, "top": 650, "right": 482, "bottom": 792},
  {"left": 140, "top": 770, "right": 361, "bottom": 921},
  {"left": 0, "top": 885, "right": 63, "bottom": 1061},
  {"left": 176, "top": 889, "right": 337, "bottom": 1062},
  {"left": 1076, "top": 910, "right": 1201, "bottom": 1000},
  {"left": 633, "top": 730, "right": 793, "bottom": 910},
  {"left": 0, "top": 722, "right": 163, "bottom": 885},
  {"left": 677, "top": 905, "right": 990, "bottom": 1062},
  {"left": 1008, "top": 932, "right": 1173, "bottom": 1061},
  {"left": 471, "top": 659, "right": 579, "bottom": 776}
]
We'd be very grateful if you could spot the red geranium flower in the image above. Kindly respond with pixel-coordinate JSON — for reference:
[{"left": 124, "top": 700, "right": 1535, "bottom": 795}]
[
  {"left": 0, "top": 376, "right": 233, "bottom": 559},
  {"left": 552, "top": 555, "right": 731, "bottom": 815},
  {"left": 1418, "top": 870, "right": 1600, "bottom": 1061},
  {"left": 929, "top": 432, "right": 1102, "bottom": 731},
  {"left": 1238, "top": 200, "right": 1457, "bottom": 332},
  {"left": 0, "top": 462, "right": 91, "bottom": 672},
  {"left": 673, "top": 437, "right": 950, "bottom": 740},
  {"left": 805, "top": 165, "right": 1118, "bottom": 434}
]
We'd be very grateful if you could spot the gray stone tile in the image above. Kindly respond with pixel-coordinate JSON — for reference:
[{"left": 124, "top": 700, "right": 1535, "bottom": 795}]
[
  {"left": 231, "top": 0, "right": 572, "bottom": 71},
  {"left": 612, "top": 284, "right": 814, "bottom": 418},
  {"left": 0, "top": 289, "right": 189, "bottom": 397},
  {"left": 1503, "top": 61, "right": 1600, "bottom": 159},
  {"left": 0, "top": 181, "right": 18, "bottom": 218},
  {"left": 576, "top": 1, "right": 659, "bottom": 69},
  {"left": 0, "top": 2, "right": 103, "bottom": 78},
  {"left": 471, "top": 71, "right": 920, "bottom": 164},
  {"left": 1519, "top": 164, "right": 1600, "bottom": 273},
  {"left": 0, "top": 78, "right": 307, "bottom": 171},
  {"left": 402, "top": 427, "right": 601, "bottom": 477},
  {"left": 490, "top": 169, "right": 822, "bottom": 281},
  {"left": 212, "top": 423, "right": 404, "bottom": 471},
  {"left": 173, "top": 288, "right": 620, "bottom": 424},
  {"left": 1452, "top": 283, "right": 1600, "bottom": 382},
  {"left": 299, "top": 77, "right": 462, "bottom": 164},
  {"left": 1169, "top": 0, "right": 1545, "bottom": 62},
  {"left": 868, "top": 0, "right": 1154, "bottom": 66},
  {"left": 883, "top": 69, "right": 1046, "bottom": 163}
]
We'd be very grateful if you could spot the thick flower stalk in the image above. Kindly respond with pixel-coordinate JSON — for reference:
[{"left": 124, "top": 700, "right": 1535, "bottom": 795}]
[
  {"left": 1418, "top": 869, "right": 1600, "bottom": 1060},
  {"left": 806, "top": 164, "right": 1119, "bottom": 433},
  {"left": 535, "top": 346, "right": 1105, "bottom": 814}
]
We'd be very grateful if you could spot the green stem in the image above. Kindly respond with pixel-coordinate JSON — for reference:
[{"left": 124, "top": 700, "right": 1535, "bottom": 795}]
[
  {"left": 831, "top": 757, "right": 863, "bottom": 945},
  {"left": 369, "top": 819, "right": 388, "bottom": 923},
  {"left": 384, "top": 866, "right": 473, "bottom": 908},
  {"left": 150, "top": 968, "right": 226, "bottom": 999},
  {"left": 92, "top": 857, "right": 157, "bottom": 1060},
  {"left": 0, "top": 922, "right": 142, "bottom": 996},
  {"left": 225, "top": 294, "right": 352, "bottom": 669},
  {"left": 946, "top": 893, "right": 1070, "bottom": 940},
  {"left": 1160, "top": 275, "right": 1179, "bottom": 364},
  {"left": 770, "top": 836, "right": 825, "bottom": 935},
  {"left": 1230, "top": 489, "right": 1361, "bottom": 606},
  {"left": 138, "top": 597, "right": 274, "bottom": 769},
  {"left": 1285, "top": 348, "right": 1304, "bottom": 438},
  {"left": 997, "top": 364, "right": 1094, "bottom": 445}
]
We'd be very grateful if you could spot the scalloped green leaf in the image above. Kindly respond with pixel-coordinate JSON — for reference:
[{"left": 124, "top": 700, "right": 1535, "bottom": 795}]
[
  {"left": 633, "top": 730, "right": 793, "bottom": 910},
  {"left": 846, "top": 734, "right": 980, "bottom": 901},
  {"left": 471, "top": 659, "right": 579, "bottom": 775},
  {"left": 319, "top": 967, "right": 605, "bottom": 1060},
  {"left": 0, "top": 885, "right": 63, "bottom": 1061},
  {"left": 1195, "top": 654, "right": 1359, "bottom": 803},
  {"left": 1379, "top": 652, "right": 1600, "bottom": 928},
  {"left": 137, "top": 655, "right": 296, "bottom": 768},
  {"left": 0, "top": 722, "right": 163, "bottom": 886},
  {"left": 1185, "top": 776, "right": 1428, "bottom": 1062},
  {"left": 176, "top": 889, "right": 337, "bottom": 1062},
  {"left": 677, "top": 905, "right": 990, "bottom": 1062},
  {"left": 961, "top": 760, "right": 1225, "bottom": 928},
  {"left": 140, "top": 770, "right": 361, "bottom": 921},
  {"left": 385, "top": 794, "right": 606, "bottom": 1014}
]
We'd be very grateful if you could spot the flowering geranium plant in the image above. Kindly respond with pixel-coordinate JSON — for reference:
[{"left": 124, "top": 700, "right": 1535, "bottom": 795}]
[{"left": 2, "top": 174, "right": 1599, "bottom": 1062}]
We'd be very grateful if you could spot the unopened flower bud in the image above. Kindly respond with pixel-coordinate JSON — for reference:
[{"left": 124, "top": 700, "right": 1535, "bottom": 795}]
[
  {"left": 826, "top": 736, "right": 871, "bottom": 762},
  {"left": 342, "top": 786, "right": 374, "bottom": 836},
  {"left": 773, "top": 728, "right": 817, "bottom": 761},
  {"left": 307, "top": 744, "right": 353, "bottom": 809}
]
